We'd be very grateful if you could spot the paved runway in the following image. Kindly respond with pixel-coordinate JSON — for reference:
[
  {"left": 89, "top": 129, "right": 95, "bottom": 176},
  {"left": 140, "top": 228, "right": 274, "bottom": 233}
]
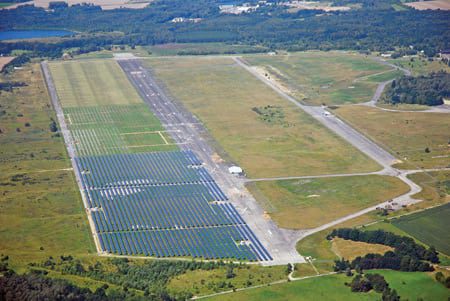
[{"left": 117, "top": 58, "right": 305, "bottom": 265}]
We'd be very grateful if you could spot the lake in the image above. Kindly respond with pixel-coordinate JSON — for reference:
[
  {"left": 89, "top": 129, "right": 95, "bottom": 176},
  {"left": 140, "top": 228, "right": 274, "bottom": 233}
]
[{"left": 0, "top": 30, "right": 74, "bottom": 40}]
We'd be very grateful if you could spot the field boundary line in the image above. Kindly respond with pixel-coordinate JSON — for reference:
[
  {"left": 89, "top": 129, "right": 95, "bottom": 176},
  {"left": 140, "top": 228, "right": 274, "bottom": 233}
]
[{"left": 158, "top": 130, "right": 169, "bottom": 144}]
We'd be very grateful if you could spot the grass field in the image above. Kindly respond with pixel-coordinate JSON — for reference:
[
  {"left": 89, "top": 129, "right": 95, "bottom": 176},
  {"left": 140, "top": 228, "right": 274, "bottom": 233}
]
[
  {"left": 408, "top": 170, "right": 450, "bottom": 208},
  {"left": 392, "top": 203, "right": 450, "bottom": 255},
  {"left": 246, "top": 175, "right": 409, "bottom": 229},
  {"left": 147, "top": 56, "right": 379, "bottom": 178},
  {"left": 0, "top": 64, "right": 95, "bottom": 269},
  {"left": 331, "top": 238, "right": 393, "bottom": 260},
  {"left": 167, "top": 265, "right": 286, "bottom": 296},
  {"left": 204, "top": 270, "right": 449, "bottom": 301},
  {"left": 244, "top": 52, "right": 396, "bottom": 106},
  {"left": 49, "top": 60, "right": 143, "bottom": 107},
  {"left": 66, "top": 104, "right": 175, "bottom": 155},
  {"left": 368, "top": 270, "right": 450, "bottom": 301},
  {"left": 49, "top": 60, "right": 175, "bottom": 155},
  {"left": 389, "top": 56, "right": 450, "bottom": 76},
  {"left": 206, "top": 273, "right": 380, "bottom": 301},
  {"left": 334, "top": 106, "right": 450, "bottom": 169}
]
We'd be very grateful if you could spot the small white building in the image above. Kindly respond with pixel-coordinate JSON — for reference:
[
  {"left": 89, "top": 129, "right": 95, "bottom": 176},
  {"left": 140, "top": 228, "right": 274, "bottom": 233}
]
[{"left": 228, "top": 166, "right": 243, "bottom": 175}]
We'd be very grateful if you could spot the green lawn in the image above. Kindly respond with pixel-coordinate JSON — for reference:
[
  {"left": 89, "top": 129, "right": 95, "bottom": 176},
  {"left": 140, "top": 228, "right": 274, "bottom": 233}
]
[
  {"left": 392, "top": 203, "right": 450, "bottom": 256},
  {"left": 247, "top": 175, "right": 409, "bottom": 229},
  {"left": 147, "top": 56, "right": 379, "bottom": 178},
  {"left": 369, "top": 270, "right": 450, "bottom": 301},
  {"left": 244, "top": 51, "right": 396, "bottom": 105},
  {"left": 49, "top": 60, "right": 143, "bottom": 107}
]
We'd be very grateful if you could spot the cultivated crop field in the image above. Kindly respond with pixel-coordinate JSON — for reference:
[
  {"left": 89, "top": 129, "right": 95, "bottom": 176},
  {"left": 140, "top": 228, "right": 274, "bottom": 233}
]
[
  {"left": 146, "top": 56, "right": 379, "bottom": 178},
  {"left": 246, "top": 175, "right": 409, "bottom": 229},
  {"left": 393, "top": 203, "right": 450, "bottom": 255},
  {"left": 334, "top": 106, "right": 450, "bottom": 169},
  {"left": 243, "top": 52, "right": 396, "bottom": 106}
]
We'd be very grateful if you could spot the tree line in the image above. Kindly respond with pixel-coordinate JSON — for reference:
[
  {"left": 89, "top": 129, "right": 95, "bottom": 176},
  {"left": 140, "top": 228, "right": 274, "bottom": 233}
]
[
  {"left": 329, "top": 228, "right": 439, "bottom": 272},
  {"left": 383, "top": 71, "right": 450, "bottom": 106},
  {"left": 32, "top": 255, "right": 243, "bottom": 300},
  {"left": 0, "top": 0, "right": 449, "bottom": 58}
]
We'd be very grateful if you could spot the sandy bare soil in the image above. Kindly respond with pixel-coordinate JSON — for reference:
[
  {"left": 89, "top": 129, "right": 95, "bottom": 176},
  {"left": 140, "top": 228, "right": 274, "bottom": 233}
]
[
  {"left": 285, "top": 1, "right": 352, "bottom": 12},
  {"left": 1, "top": 0, "right": 151, "bottom": 10},
  {"left": 0, "top": 57, "right": 15, "bottom": 71},
  {"left": 405, "top": 0, "right": 450, "bottom": 10}
]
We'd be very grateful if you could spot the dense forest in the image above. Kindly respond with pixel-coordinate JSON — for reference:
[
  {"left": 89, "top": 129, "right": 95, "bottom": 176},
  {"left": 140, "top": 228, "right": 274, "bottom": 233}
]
[
  {"left": 329, "top": 228, "right": 439, "bottom": 272},
  {"left": 383, "top": 71, "right": 450, "bottom": 106},
  {"left": 0, "top": 0, "right": 449, "bottom": 58}
]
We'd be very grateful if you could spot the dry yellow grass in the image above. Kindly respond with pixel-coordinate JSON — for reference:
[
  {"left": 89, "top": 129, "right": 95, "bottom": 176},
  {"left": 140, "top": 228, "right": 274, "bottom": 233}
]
[{"left": 331, "top": 237, "right": 394, "bottom": 260}]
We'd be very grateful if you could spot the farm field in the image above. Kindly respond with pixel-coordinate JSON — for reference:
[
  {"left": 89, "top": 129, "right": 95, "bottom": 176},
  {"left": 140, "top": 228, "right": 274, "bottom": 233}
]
[
  {"left": 333, "top": 106, "right": 450, "bottom": 169},
  {"left": 405, "top": 0, "right": 450, "bottom": 10},
  {"left": 0, "top": 64, "right": 94, "bottom": 269},
  {"left": 331, "top": 237, "right": 393, "bottom": 260},
  {"left": 146, "top": 56, "right": 379, "bottom": 178},
  {"left": 0, "top": 56, "right": 14, "bottom": 71},
  {"left": 246, "top": 175, "right": 409, "bottom": 229},
  {"left": 392, "top": 203, "right": 450, "bottom": 255},
  {"left": 243, "top": 51, "right": 396, "bottom": 106}
]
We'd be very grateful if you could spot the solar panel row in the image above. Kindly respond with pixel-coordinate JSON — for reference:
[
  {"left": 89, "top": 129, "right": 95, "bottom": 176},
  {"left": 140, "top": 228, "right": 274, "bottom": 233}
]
[{"left": 76, "top": 151, "right": 272, "bottom": 261}]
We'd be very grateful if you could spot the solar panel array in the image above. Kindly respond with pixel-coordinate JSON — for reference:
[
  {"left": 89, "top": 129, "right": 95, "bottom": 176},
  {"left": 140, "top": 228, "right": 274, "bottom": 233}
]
[
  {"left": 55, "top": 65, "right": 272, "bottom": 262},
  {"left": 76, "top": 151, "right": 272, "bottom": 261}
]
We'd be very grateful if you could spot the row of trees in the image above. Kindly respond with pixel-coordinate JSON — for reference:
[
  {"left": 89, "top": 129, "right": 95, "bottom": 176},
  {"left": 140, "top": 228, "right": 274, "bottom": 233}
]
[
  {"left": 329, "top": 228, "right": 438, "bottom": 272},
  {"left": 383, "top": 71, "right": 450, "bottom": 106},
  {"left": 0, "top": 1, "right": 449, "bottom": 58},
  {"left": 34, "top": 255, "right": 241, "bottom": 300}
]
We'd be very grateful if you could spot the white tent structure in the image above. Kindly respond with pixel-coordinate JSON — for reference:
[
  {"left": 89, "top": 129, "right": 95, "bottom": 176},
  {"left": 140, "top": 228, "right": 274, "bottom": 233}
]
[{"left": 228, "top": 166, "right": 243, "bottom": 175}]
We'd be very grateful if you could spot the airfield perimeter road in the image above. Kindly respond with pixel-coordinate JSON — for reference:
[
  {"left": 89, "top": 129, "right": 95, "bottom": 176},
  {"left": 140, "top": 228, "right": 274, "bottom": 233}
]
[{"left": 116, "top": 58, "right": 305, "bottom": 265}]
